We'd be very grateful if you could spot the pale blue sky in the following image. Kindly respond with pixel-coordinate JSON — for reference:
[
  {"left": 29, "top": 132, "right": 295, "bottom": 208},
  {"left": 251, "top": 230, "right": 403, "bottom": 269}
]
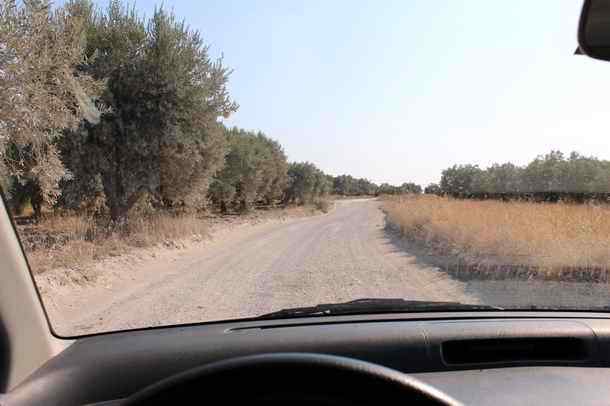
[{"left": 79, "top": 1, "right": 608, "bottom": 186}]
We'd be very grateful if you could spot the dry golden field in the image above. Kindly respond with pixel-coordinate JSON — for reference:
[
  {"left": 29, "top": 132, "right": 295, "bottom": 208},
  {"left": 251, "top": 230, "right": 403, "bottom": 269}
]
[{"left": 383, "top": 195, "right": 610, "bottom": 270}]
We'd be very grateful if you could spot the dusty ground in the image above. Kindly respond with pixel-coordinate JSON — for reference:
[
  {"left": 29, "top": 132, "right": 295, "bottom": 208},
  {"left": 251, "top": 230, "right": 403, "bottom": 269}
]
[
  {"left": 37, "top": 199, "right": 610, "bottom": 337},
  {"left": 37, "top": 199, "right": 477, "bottom": 336}
]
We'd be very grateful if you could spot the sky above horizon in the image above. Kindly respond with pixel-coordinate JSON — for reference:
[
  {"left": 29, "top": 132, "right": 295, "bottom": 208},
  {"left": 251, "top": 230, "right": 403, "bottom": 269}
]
[{"left": 77, "top": 1, "right": 609, "bottom": 186}]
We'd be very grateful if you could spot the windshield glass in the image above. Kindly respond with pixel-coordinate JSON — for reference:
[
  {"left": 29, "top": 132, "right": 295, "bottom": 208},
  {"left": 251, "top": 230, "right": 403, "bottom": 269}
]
[{"left": 1, "top": 0, "right": 608, "bottom": 336}]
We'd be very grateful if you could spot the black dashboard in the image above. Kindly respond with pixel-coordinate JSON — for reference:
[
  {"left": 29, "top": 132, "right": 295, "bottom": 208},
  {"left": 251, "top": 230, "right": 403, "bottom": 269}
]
[{"left": 7, "top": 311, "right": 610, "bottom": 405}]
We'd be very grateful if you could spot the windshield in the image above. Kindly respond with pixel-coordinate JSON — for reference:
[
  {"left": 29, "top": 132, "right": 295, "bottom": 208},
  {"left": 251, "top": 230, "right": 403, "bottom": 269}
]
[{"left": 1, "top": 0, "right": 609, "bottom": 337}]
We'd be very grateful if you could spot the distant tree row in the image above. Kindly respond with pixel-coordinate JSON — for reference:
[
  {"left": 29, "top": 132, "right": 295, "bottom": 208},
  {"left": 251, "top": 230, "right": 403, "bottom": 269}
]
[
  {"left": 333, "top": 175, "right": 377, "bottom": 196},
  {"left": 377, "top": 182, "right": 422, "bottom": 195},
  {"left": 332, "top": 175, "right": 423, "bottom": 197},
  {"left": 428, "top": 151, "right": 610, "bottom": 197}
]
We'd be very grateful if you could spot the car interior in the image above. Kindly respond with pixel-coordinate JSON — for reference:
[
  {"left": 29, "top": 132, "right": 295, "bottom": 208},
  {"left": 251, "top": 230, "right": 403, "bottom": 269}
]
[{"left": 3, "top": 1, "right": 610, "bottom": 405}]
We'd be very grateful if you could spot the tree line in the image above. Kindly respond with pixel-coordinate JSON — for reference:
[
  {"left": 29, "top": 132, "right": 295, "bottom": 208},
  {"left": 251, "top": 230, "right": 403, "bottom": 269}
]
[
  {"left": 0, "top": 0, "right": 419, "bottom": 221},
  {"left": 427, "top": 151, "right": 610, "bottom": 199}
]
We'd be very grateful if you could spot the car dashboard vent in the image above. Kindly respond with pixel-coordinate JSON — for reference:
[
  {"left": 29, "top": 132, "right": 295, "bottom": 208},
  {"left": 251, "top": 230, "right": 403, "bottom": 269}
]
[{"left": 442, "top": 337, "right": 588, "bottom": 365}]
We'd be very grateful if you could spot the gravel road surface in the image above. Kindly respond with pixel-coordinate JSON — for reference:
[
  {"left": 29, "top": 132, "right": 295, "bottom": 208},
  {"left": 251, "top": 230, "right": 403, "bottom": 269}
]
[{"left": 44, "top": 199, "right": 479, "bottom": 335}]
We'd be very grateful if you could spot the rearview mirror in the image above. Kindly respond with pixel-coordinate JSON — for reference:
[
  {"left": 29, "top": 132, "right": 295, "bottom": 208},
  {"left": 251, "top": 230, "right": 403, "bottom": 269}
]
[{"left": 578, "top": 0, "right": 610, "bottom": 61}]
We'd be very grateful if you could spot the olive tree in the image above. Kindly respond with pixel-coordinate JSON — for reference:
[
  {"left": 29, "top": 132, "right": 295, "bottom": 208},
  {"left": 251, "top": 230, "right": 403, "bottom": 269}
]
[
  {"left": 209, "top": 128, "right": 287, "bottom": 213},
  {"left": 0, "top": 0, "right": 100, "bottom": 216},
  {"left": 62, "top": 3, "right": 237, "bottom": 221},
  {"left": 284, "top": 162, "right": 329, "bottom": 204}
]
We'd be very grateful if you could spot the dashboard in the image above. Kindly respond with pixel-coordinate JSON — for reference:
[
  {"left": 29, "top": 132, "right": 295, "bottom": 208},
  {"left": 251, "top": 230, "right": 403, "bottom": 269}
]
[{"left": 7, "top": 311, "right": 610, "bottom": 405}]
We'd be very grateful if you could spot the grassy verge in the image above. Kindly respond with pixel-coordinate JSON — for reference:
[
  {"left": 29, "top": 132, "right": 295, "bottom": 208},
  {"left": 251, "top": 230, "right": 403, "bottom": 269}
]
[
  {"left": 382, "top": 195, "right": 610, "bottom": 272},
  {"left": 17, "top": 201, "right": 332, "bottom": 274},
  {"left": 19, "top": 213, "right": 209, "bottom": 274}
]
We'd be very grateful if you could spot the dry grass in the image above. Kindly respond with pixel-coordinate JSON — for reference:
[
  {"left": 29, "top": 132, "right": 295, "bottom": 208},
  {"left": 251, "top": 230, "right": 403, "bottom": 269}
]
[
  {"left": 314, "top": 199, "right": 334, "bottom": 213},
  {"left": 21, "top": 213, "right": 209, "bottom": 273},
  {"left": 20, "top": 203, "right": 328, "bottom": 274},
  {"left": 383, "top": 195, "right": 610, "bottom": 269}
]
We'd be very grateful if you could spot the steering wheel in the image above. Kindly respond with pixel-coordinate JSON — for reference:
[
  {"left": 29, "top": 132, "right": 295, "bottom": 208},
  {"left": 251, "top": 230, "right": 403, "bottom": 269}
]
[{"left": 124, "top": 353, "right": 461, "bottom": 405}]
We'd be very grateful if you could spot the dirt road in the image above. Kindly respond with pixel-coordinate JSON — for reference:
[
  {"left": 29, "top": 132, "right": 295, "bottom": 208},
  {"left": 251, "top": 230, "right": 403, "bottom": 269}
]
[{"left": 41, "top": 199, "right": 479, "bottom": 335}]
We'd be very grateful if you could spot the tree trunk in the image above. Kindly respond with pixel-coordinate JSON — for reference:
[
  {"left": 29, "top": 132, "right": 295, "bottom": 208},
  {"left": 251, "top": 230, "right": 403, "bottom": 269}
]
[
  {"left": 109, "top": 203, "right": 129, "bottom": 224},
  {"left": 30, "top": 183, "right": 43, "bottom": 220},
  {"left": 239, "top": 199, "right": 248, "bottom": 213},
  {"left": 31, "top": 198, "right": 42, "bottom": 220}
]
